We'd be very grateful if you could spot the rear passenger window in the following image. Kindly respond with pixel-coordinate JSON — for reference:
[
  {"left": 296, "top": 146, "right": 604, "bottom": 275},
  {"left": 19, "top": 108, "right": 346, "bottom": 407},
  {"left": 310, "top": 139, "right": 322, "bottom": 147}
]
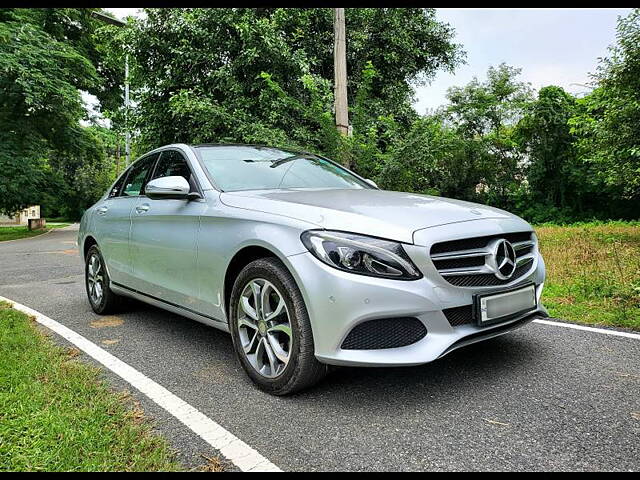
[
  {"left": 151, "top": 150, "right": 197, "bottom": 192},
  {"left": 122, "top": 155, "right": 157, "bottom": 197},
  {"left": 108, "top": 173, "right": 127, "bottom": 198}
]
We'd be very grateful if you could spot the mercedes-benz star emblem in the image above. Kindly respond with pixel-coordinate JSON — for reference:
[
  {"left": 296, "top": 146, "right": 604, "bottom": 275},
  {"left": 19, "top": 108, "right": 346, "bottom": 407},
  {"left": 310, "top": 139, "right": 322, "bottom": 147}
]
[{"left": 493, "top": 239, "right": 517, "bottom": 280}]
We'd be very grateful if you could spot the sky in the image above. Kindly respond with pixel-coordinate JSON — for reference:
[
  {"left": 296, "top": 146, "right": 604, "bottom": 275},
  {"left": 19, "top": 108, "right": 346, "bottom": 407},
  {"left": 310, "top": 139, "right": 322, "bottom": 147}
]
[
  {"left": 102, "top": 8, "right": 632, "bottom": 114},
  {"left": 413, "top": 8, "right": 632, "bottom": 114}
]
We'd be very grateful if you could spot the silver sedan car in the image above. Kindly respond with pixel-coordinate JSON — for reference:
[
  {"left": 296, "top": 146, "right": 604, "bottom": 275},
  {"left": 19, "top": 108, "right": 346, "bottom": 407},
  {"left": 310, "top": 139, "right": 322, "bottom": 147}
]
[{"left": 79, "top": 144, "right": 548, "bottom": 395}]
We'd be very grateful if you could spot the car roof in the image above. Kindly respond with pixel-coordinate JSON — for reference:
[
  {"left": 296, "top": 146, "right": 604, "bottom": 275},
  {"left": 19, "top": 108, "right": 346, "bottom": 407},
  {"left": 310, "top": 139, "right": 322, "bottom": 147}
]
[{"left": 189, "top": 143, "right": 307, "bottom": 153}]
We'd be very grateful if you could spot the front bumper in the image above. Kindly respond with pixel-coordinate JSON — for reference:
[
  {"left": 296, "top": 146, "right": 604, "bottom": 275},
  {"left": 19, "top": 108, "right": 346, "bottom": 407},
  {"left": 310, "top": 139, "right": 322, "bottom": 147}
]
[{"left": 285, "top": 222, "right": 546, "bottom": 367}]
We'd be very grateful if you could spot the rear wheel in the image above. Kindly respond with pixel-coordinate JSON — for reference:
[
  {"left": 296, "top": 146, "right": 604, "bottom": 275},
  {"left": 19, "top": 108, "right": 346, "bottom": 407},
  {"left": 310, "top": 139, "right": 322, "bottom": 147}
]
[
  {"left": 85, "top": 245, "right": 122, "bottom": 314},
  {"left": 229, "top": 257, "right": 327, "bottom": 395}
]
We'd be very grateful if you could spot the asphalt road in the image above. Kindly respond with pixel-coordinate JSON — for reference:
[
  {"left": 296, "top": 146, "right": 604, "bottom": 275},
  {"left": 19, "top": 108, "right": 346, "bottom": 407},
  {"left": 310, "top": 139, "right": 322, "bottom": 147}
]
[{"left": 1, "top": 225, "right": 638, "bottom": 471}]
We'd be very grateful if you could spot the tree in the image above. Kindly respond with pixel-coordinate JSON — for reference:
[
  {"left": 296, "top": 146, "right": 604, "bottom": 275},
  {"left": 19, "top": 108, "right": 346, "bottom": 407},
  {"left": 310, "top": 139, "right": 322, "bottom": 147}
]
[
  {"left": 572, "top": 9, "right": 640, "bottom": 202},
  {"left": 443, "top": 64, "right": 534, "bottom": 210},
  {"left": 0, "top": 8, "right": 121, "bottom": 216},
  {"left": 124, "top": 8, "right": 464, "bottom": 154},
  {"left": 516, "top": 86, "right": 578, "bottom": 210},
  {"left": 378, "top": 116, "right": 477, "bottom": 198}
]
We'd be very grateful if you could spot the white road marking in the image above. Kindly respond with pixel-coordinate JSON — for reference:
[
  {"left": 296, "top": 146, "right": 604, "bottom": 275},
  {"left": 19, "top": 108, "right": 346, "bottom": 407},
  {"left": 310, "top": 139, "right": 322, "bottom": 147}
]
[
  {"left": 0, "top": 296, "right": 281, "bottom": 473},
  {"left": 2, "top": 295, "right": 636, "bottom": 472},
  {"left": 533, "top": 319, "right": 640, "bottom": 340}
]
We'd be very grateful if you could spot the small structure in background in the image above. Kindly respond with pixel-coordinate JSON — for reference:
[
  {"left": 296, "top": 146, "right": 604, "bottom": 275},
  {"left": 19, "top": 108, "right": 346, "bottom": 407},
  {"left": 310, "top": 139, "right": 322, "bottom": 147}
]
[
  {"left": 0, "top": 205, "right": 41, "bottom": 226},
  {"left": 28, "top": 218, "right": 46, "bottom": 231}
]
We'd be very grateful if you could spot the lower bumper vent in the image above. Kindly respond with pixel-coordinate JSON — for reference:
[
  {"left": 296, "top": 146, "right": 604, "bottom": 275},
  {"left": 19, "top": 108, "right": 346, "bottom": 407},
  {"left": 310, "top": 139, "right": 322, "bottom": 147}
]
[
  {"left": 341, "top": 317, "right": 427, "bottom": 350},
  {"left": 443, "top": 304, "right": 474, "bottom": 327}
]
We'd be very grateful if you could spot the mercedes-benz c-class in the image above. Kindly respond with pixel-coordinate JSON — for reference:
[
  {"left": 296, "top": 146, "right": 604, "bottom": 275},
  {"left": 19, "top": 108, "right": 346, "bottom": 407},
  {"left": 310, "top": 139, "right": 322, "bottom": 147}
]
[{"left": 78, "top": 144, "right": 548, "bottom": 395}]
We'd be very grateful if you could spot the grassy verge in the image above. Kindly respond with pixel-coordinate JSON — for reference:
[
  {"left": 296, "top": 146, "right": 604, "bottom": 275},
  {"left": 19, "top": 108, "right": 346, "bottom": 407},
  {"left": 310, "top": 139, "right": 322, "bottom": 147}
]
[
  {"left": 0, "top": 301, "right": 181, "bottom": 471},
  {"left": 536, "top": 221, "right": 640, "bottom": 330},
  {"left": 46, "top": 217, "right": 77, "bottom": 223},
  {"left": 0, "top": 223, "right": 70, "bottom": 242}
]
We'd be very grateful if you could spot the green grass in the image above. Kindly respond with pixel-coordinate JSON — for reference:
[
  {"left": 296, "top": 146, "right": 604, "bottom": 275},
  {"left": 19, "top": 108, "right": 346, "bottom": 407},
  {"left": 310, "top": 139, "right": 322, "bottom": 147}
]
[
  {"left": 536, "top": 221, "right": 640, "bottom": 330},
  {"left": 0, "top": 223, "right": 70, "bottom": 242},
  {"left": 0, "top": 301, "right": 181, "bottom": 472},
  {"left": 46, "top": 217, "right": 77, "bottom": 223}
]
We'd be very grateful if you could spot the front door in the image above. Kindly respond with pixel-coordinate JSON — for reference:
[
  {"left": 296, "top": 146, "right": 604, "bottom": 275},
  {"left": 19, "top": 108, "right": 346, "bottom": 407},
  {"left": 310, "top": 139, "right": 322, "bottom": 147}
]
[
  {"left": 94, "top": 154, "right": 157, "bottom": 286},
  {"left": 129, "top": 150, "right": 205, "bottom": 309}
]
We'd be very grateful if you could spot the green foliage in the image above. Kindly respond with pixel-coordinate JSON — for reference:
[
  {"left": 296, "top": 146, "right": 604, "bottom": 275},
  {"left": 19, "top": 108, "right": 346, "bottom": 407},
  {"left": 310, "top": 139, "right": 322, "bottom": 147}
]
[
  {"left": 0, "top": 9, "right": 121, "bottom": 217},
  {"left": 1, "top": 7, "right": 638, "bottom": 225},
  {"left": 446, "top": 63, "right": 534, "bottom": 137},
  {"left": 443, "top": 64, "right": 534, "bottom": 210},
  {"left": 44, "top": 126, "right": 121, "bottom": 219},
  {"left": 586, "top": 9, "right": 640, "bottom": 200},
  {"left": 126, "top": 8, "right": 463, "bottom": 154},
  {"left": 516, "top": 86, "right": 578, "bottom": 209},
  {"left": 0, "top": 134, "right": 52, "bottom": 215},
  {"left": 377, "top": 117, "right": 470, "bottom": 196}
]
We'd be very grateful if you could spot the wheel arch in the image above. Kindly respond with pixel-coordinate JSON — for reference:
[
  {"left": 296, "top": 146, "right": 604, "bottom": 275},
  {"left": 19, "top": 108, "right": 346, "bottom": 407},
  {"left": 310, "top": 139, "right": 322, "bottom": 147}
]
[
  {"left": 83, "top": 235, "right": 98, "bottom": 260},
  {"left": 223, "top": 245, "right": 279, "bottom": 320},
  {"left": 222, "top": 242, "right": 309, "bottom": 324}
]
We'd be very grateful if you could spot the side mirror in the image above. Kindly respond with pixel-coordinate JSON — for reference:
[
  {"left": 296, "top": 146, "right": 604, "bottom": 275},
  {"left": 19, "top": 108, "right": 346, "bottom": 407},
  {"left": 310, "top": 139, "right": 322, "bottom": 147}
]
[
  {"left": 145, "top": 176, "right": 191, "bottom": 200},
  {"left": 365, "top": 178, "right": 378, "bottom": 189}
]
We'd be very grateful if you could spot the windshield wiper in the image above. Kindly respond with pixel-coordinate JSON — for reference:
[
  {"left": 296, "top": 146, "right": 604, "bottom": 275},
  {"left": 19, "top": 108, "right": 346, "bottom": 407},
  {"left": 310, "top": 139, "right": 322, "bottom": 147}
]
[{"left": 269, "top": 153, "right": 317, "bottom": 169}]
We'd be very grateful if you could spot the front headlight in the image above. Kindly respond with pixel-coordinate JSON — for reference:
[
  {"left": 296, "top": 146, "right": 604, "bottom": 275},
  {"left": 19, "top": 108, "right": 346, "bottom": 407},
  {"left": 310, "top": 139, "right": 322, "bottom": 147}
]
[{"left": 300, "top": 230, "right": 422, "bottom": 280}]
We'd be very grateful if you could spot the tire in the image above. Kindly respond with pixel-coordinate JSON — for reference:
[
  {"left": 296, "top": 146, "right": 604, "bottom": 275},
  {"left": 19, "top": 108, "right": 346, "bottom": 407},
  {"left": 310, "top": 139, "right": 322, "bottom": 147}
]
[
  {"left": 85, "top": 245, "right": 122, "bottom": 315},
  {"left": 229, "top": 257, "right": 327, "bottom": 395}
]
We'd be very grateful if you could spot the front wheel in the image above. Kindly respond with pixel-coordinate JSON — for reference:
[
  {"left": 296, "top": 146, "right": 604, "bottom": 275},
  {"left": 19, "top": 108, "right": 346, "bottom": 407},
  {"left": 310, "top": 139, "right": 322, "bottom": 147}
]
[{"left": 229, "top": 258, "right": 327, "bottom": 395}]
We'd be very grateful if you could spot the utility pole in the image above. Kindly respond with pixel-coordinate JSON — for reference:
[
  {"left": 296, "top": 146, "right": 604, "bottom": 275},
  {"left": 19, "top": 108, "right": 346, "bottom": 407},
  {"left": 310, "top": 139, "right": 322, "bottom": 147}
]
[
  {"left": 124, "top": 54, "right": 130, "bottom": 166},
  {"left": 334, "top": 8, "right": 349, "bottom": 139},
  {"left": 90, "top": 10, "right": 130, "bottom": 166}
]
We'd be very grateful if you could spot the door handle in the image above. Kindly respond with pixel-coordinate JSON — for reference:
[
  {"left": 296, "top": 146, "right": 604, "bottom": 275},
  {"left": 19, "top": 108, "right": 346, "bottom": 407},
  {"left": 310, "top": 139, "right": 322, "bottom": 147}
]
[
  {"left": 96, "top": 206, "right": 108, "bottom": 215},
  {"left": 135, "top": 203, "right": 150, "bottom": 214}
]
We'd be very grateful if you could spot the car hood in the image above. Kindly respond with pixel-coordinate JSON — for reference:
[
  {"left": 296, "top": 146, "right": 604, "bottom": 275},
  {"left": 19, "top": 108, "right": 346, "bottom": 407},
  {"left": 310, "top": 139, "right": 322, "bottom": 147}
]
[{"left": 220, "top": 188, "right": 518, "bottom": 244}]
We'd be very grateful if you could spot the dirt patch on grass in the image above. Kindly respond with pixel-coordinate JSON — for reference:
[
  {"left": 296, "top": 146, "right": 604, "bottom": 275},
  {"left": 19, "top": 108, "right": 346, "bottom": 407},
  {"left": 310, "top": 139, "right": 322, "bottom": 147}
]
[
  {"left": 66, "top": 347, "right": 81, "bottom": 358},
  {"left": 196, "top": 454, "right": 225, "bottom": 472}
]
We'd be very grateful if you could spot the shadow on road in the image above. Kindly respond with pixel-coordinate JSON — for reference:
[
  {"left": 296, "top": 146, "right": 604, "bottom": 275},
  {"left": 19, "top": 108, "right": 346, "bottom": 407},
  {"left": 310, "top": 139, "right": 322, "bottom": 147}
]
[{"left": 120, "top": 298, "right": 548, "bottom": 411}]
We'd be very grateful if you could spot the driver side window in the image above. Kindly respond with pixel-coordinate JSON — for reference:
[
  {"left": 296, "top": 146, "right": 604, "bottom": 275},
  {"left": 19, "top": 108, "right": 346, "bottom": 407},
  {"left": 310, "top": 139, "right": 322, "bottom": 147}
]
[{"left": 150, "top": 150, "right": 197, "bottom": 192}]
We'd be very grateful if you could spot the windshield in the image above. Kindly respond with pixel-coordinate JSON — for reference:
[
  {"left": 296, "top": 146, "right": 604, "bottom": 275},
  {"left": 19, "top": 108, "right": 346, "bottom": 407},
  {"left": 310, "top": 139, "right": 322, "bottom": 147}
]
[{"left": 196, "top": 145, "right": 370, "bottom": 192}]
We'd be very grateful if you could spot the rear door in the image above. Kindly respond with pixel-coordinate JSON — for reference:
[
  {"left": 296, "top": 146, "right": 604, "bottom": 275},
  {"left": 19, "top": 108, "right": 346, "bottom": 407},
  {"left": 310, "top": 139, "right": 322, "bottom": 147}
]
[
  {"left": 129, "top": 149, "right": 206, "bottom": 308},
  {"left": 93, "top": 154, "right": 158, "bottom": 286}
]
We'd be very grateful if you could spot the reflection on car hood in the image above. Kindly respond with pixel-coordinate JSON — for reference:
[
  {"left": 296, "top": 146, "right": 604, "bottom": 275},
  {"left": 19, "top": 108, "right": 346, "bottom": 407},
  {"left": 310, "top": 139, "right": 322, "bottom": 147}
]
[{"left": 220, "top": 188, "right": 520, "bottom": 244}]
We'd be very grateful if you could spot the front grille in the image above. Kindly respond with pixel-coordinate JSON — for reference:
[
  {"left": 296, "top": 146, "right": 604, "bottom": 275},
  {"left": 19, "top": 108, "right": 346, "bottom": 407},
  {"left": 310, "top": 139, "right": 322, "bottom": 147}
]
[
  {"left": 432, "top": 256, "right": 485, "bottom": 270},
  {"left": 431, "top": 231, "right": 533, "bottom": 255},
  {"left": 430, "top": 231, "right": 536, "bottom": 287},
  {"left": 517, "top": 245, "right": 534, "bottom": 256},
  {"left": 443, "top": 304, "right": 474, "bottom": 327},
  {"left": 445, "top": 259, "right": 534, "bottom": 287},
  {"left": 341, "top": 317, "right": 427, "bottom": 350}
]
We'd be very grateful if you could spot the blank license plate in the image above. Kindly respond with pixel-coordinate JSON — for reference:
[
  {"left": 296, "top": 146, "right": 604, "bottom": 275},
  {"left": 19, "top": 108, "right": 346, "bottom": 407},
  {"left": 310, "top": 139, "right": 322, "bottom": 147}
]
[{"left": 475, "top": 284, "right": 536, "bottom": 326}]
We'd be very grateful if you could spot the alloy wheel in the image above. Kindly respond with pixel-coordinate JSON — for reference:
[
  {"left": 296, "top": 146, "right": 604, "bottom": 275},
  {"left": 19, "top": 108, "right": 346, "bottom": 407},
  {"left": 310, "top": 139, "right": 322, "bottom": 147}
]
[
  {"left": 237, "top": 278, "right": 292, "bottom": 379},
  {"left": 87, "top": 253, "right": 105, "bottom": 306}
]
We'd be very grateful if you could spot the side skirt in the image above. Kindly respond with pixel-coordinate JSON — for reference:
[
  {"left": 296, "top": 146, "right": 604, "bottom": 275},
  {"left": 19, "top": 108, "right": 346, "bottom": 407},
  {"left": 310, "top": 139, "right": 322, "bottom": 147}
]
[{"left": 110, "top": 281, "right": 230, "bottom": 334}]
